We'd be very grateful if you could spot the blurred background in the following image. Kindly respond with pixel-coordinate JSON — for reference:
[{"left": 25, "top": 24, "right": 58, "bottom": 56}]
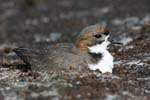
[
  {"left": 0, "top": 0, "right": 150, "bottom": 100},
  {"left": 0, "top": 0, "right": 150, "bottom": 48}
]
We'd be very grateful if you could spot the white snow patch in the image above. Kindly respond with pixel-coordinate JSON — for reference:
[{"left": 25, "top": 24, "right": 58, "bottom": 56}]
[
  {"left": 30, "top": 87, "right": 60, "bottom": 98},
  {"left": 34, "top": 34, "right": 47, "bottom": 42},
  {"left": 112, "top": 17, "right": 139, "bottom": 27},
  {"left": 118, "top": 37, "right": 133, "bottom": 45},
  {"left": 112, "top": 19, "right": 123, "bottom": 25},
  {"left": 122, "top": 91, "right": 130, "bottom": 95},
  {"left": 118, "top": 45, "right": 134, "bottom": 52},
  {"left": 41, "top": 17, "right": 50, "bottom": 23},
  {"left": 105, "top": 94, "right": 117, "bottom": 100},
  {"left": 100, "top": 7, "right": 111, "bottom": 13},
  {"left": 76, "top": 94, "right": 81, "bottom": 98},
  {"left": 49, "top": 32, "right": 62, "bottom": 41},
  {"left": 41, "top": 89, "right": 59, "bottom": 97},
  {"left": 114, "top": 61, "right": 123, "bottom": 65},
  {"left": 131, "top": 26, "right": 142, "bottom": 30},
  {"left": 145, "top": 89, "right": 150, "bottom": 94},
  {"left": 3, "top": 92, "right": 24, "bottom": 100},
  {"left": 111, "top": 15, "right": 150, "bottom": 32},
  {"left": 125, "top": 17, "right": 139, "bottom": 28},
  {"left": 0, "top": 68, "right": 20, "bottom": 80},
  {"left": 25, "top": 19, "right": 39, "bottom": 25},
  {"left": 140, "top": 15, "right": 150, "bottom": 24},
  {"left": 125, "top": 45, "right": 134, "bottom": 49},
  {"left": 137, "top": 77, "right": 150, "bottom": 81},
  {"left": 126, "top": 60, "right": 144, "bottom": 66},
  {"left": 12, "top": 81, "right": 29, "bottom": 88},
  {"left": 31, "top": 92, "right": 39, "bottom": 98},
  {"left": 34, "top": 32, "right": 61, "bottom": 42}
]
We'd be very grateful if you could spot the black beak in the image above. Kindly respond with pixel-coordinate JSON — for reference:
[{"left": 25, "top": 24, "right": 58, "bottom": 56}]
[
  {"left": 108, "top": 37, "right": 123, "bottom": 45},
  {"left": 111, "top": 41, "right": 123, "bottom": 45}
]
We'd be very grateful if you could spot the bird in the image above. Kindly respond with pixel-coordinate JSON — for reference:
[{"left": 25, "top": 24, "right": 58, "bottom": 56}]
[{"left": 13, "top": 24, "right": 119, "bottom": 73}]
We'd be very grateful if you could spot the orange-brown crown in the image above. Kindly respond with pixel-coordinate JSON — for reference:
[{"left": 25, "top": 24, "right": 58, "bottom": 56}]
[{"left": 76, "top": 24, "right": 109, "bottom": 53}]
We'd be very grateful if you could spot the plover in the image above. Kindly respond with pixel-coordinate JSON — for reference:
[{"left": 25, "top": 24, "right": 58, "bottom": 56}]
[{"left": 14, "top": 24, "right": 118, "bottom": 73}]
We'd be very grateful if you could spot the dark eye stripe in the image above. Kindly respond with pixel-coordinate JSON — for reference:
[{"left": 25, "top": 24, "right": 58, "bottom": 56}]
[
  {"left": 103, "top": 32, "right": 109, "bottom": 35},
  {"left": 94, "top": 34, "right": 102, "bottom": 38}
]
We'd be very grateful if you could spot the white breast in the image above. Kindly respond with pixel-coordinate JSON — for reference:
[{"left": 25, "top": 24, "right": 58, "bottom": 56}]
[
  {"left": 88, "top": 39, "right": 114, "bottom": 73},
  {"left": 88, "top": 50, "right": 114, "bottom": 73}
]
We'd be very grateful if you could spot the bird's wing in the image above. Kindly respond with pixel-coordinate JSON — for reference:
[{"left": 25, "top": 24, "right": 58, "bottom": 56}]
[
  {"left": 13, "top": 44, "right": 77, "bottom": 69},
  {"left": 13, "top": 48, "right": 51, "bottom": 65},
  {"left": 13, "top": 44, "right": 92, "bottom": 72}
]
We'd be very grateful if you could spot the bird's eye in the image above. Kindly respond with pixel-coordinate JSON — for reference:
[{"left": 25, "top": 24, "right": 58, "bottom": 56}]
[
  {"left": 103, "top": 32, "right": 109, "bottom": 35},
  {"left": 94, "top": 34, "right": 102, "bottom": 38}
]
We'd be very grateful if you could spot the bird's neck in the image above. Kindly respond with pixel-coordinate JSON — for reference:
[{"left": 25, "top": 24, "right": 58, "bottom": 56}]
[
  {"left": 88, "top": 42, "right": 113, "bottom": 69},
  {"left": 88, "top": 41, "right": 110, "bottom": 54},
  {"left": 76, "top": 40, "right": 89, "bottom": 53}
]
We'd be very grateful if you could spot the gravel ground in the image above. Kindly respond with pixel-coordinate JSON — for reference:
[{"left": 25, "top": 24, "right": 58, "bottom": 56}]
[{"left": 0, "top": 0, "right": 150, "bottom": 100}]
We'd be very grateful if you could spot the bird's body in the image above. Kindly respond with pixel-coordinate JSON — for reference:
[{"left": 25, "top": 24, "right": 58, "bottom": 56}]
[
  {"left": 14, "top": 43, "right": 94, "bottom": 72},
  {"left": 14, "top": 24, "right": 115, "bottom": 73}
]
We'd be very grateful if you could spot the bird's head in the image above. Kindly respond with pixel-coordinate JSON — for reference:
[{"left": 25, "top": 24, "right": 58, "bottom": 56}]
[{"left": 76, "top": 24, "right": 111, "bottom": 53}]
